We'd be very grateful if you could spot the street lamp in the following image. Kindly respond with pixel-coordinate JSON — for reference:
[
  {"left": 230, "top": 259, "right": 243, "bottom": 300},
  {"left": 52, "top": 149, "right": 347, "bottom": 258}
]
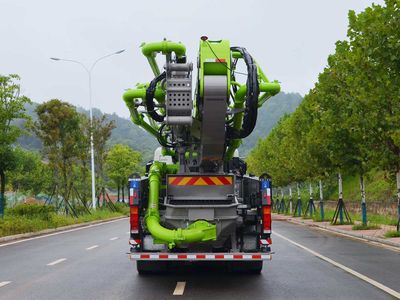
[{"left": 50, "top": 49, "right": 125, "bottom": 209}]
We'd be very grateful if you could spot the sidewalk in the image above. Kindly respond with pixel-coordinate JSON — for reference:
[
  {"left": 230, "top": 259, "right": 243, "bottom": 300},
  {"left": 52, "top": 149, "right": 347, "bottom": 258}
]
[{"left": 273, "top": 213, "right": 400, "bottom": 249}]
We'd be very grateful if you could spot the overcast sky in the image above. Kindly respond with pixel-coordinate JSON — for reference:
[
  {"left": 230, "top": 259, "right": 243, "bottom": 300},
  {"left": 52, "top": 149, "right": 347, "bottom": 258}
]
[{"left": 1, "top": 0, "right": 383, "bottom": 118}]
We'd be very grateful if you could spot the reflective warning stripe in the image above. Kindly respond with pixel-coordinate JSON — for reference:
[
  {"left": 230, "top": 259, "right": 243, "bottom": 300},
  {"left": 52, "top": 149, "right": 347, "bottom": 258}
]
[
  {"left": 130, "top": 253, "right": 271, "bottom": 261},
  {"left": 168, "top": 176, "right": 233, "bottom": 186}
]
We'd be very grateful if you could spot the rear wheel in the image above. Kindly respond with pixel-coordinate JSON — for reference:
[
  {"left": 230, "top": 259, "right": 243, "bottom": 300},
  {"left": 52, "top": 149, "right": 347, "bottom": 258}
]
[{"left": 136, "top": 260, "right": 168, "bottom": 275}]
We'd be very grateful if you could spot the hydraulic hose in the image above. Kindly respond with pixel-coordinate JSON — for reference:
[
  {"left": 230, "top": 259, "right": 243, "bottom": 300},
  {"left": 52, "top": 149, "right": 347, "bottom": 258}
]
[
  {"left": 227, "top": 47, "right": 259, "bottom": 140},
  {"left": 146, "top": 71, "right": 166, "bottom": 122},
  {"left": 145, "top": 161, "right": 216, "bottom": 249}
]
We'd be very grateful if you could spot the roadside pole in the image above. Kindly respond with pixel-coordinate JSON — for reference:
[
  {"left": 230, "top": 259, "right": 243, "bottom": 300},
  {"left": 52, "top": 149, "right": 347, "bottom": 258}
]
[
  {"left": 319, "top": 180, "right": 324, "bottom": 221},
  {"left": 332, "top": 172, "right": 351, "bottom": 225},
  {"left": 360, "top": 175, "right": 367, "bottom": 226}
]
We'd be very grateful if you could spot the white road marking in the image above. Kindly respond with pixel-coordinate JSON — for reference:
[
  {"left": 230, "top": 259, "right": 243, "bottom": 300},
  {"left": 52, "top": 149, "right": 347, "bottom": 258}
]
[
  {"left": 47, "top": 258, "right": 67, "bottom": 266},
  {"left": 110, "top": 237, "right": 119, "bottom": 241},
  {"left": 274, "top": 231, "right": 400, "bottom": 299},
  {"left": 86, "top": 245, "right": 99, "bottom": 250},
  {"left": 0, "top": 218, "right": 127, "bottom": 248},
  {"left": 0, "top": 281, "right": 11, "bottom": 288},
  {"left": 173, "top": 281, "right": 186, "bottom": 296}
]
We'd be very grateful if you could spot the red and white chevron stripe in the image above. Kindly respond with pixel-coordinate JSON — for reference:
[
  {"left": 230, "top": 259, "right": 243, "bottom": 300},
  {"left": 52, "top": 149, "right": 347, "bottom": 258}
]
[{"left": 130, "top": 253, "right": 271, "bottom": 261}]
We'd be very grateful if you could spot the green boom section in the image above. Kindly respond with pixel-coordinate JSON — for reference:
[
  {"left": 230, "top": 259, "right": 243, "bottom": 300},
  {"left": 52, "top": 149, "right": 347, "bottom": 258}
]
[
  {"left": 141, "top": 41, "right": 186, "bottom": 76},
  {"left": 122, "top": 39, "right": 280, "bottom": 248},
  {"left": 145, "top": 161, "right": 217, "bottom": 249}
]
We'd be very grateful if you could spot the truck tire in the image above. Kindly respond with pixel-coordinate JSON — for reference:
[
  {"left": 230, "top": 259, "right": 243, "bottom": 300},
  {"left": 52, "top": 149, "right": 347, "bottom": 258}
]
[{"left": 136, "top": 260, "right": 168, "bottom": 275}]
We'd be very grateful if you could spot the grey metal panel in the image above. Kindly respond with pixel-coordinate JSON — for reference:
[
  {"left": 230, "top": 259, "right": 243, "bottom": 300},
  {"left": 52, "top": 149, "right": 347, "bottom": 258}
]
[
  {"left": 188, "top": 208, "right": 214, "bottom": 221},
  {"left": 200, "top": 75, "right": 227, "bottom": 161},
  {"left": 165, "top": 62, "right": 193, "bottom": 125}
]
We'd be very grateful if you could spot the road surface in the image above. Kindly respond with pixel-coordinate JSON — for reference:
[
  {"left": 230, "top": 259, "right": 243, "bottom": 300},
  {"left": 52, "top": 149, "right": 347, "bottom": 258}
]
[{"left": 1, "top": 218, "right": 399, "bottom": 299}]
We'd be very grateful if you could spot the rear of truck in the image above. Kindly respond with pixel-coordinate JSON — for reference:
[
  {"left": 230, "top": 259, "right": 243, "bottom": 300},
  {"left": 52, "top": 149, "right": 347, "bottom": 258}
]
[
  {"left": 122, "top": 38, "right": 279, "bottom": 273},
  {"left": 128, "top": 168, "right": 273, "bottom": 273}
]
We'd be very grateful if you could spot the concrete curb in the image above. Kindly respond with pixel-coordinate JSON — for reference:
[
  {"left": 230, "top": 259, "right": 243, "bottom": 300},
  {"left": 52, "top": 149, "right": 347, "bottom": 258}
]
[
  {"left": 278, "top": 215, "right": 400, "bottom": 249},
  {"left": 0, "top": 216, "right": 128, "bottom": 244}
]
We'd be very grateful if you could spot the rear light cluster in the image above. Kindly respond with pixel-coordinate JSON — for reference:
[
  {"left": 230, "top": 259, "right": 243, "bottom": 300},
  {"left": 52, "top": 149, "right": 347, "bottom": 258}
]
[
  {"left": 128, "top": 178, "right": 140, "bottom": 239},
  {"left": 130, "top": 206, "right": 139, "bottom": 233},
  {"left": 261, "top": 177, "right": 272, "bottom": 236},
  {"left": 262, "top": 206, "right": 271, "bottom": 233}
]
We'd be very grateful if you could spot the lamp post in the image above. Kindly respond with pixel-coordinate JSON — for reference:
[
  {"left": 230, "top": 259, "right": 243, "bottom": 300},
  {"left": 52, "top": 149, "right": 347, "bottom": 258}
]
[{"left": 51, "top": 49, "right": 125, "bottom": 209}]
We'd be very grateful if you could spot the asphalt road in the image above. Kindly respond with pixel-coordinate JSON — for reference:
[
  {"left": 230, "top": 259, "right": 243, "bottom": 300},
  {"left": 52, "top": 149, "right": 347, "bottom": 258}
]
[{"left": 1, "top": 218, "right": 399, "bottom": 300}]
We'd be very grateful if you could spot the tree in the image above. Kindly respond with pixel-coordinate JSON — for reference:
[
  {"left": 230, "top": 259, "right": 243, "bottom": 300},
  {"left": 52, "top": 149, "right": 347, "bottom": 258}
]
[
  {"left": 7, "top": 148, "right": 51, "bottom": 196},
  {"left": 105, "top": 144, "right": 141, "bottom": 202},
  {"left": 33, "top": 99, "right": 84, "bottom": 214},
  {"left": 0, "top": 74, "right": 31, "bottom": 217},
  {"left": 91, "top": 115, "right": 115, "bottom": 204}
]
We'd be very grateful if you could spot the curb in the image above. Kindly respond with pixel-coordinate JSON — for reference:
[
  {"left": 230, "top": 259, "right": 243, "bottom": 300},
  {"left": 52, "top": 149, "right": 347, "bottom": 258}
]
[
  {"left": 0, "top": 216, "right": 128, "bottom": 244},
  {"left": 276, "top": 215, "right": 400, "bottom": 250}
]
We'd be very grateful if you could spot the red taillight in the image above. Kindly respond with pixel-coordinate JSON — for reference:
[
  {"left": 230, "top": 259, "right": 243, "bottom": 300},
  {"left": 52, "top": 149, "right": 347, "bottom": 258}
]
[
  {"left": 129, "top": 189, "right": 138, "bottom": 206},
  {"left": 130, "top": 206, "right": 139, "bottom": 233},
  {"left": 263, "top": 205, "right": 271, "bottom": 233}
]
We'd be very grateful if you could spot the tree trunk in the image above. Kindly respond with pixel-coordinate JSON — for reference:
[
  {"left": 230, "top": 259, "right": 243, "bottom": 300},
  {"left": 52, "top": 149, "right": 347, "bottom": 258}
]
[
  {"left": 289, "top": 186, "right": 293, "bottom": 214},
  {"left": 0, "top": 169, "right": 5, "bottom": 217},
  {"left": 396, "top": 170, "right": 400, "bottom": 231},
  {"left": 360, "top": 174, "right": 367, "bottom": 226},
  {"left": 62, "top": 159, "right": 69, "bottom": 215},
  {"left": 122, "top": 185, "right": 125, "bottom": 204},
  {"left": 117, "top": 184, "right": 120, "bottom": 203}
]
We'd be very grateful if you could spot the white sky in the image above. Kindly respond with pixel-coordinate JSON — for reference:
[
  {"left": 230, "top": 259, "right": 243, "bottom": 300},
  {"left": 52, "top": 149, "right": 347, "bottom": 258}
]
[{"left": 0, "top": 0, "right": 383, "bottom": 118}]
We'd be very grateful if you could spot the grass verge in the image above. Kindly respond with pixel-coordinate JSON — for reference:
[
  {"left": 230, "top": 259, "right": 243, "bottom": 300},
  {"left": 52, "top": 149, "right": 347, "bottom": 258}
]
[
  {"left": 352, "top": 224, "right": 381, "bottom": 230},
  {"left": 0, "top": 203, "right": 129, "bottom": 238},
  {"left": 384, "top": 230, "right": 400, "bottom": 238}
]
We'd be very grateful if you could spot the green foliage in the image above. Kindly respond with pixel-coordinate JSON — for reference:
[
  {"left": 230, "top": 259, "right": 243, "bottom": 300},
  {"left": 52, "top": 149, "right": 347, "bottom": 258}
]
[
  {"left": 0, "top": 74, "right": 31, "bottom": 216},
  {"left": 352, "top": 224, "right": 381, "bottom": 230},
  {"left": 313, "top": 208, "right": 397, "bottom": 226},
  {"left": 384, "top": 230, "right": 400, "bottom": 238},
  {"left": 105, "top": 144, "right": 142, "bottom": 191},
  {"left": 0, "top": 203, "right": 127, "bottom": 237},
  {"left": 326, "top": 170, "right": 395, "bottom": 201},
  {"left": 6, "top": 148, "right": 51, "bottom": 196},
  {"left": 113, "top": 202, "right": 130, "bottom": 215},
  {"left": 247, "top": 1, "right": 400, "bottom": 202},
  {"left": 7, "top": 203, "right": 56, "bottom": 220},
  {"left": 33, "top": 99, "right": 87, "bottom": 208}
]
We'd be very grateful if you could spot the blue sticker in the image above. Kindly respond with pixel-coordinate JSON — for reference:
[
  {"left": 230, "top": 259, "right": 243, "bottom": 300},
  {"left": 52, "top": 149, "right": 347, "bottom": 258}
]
[{"left": 129, "top": 179, "right": 140, "bottom": 189}]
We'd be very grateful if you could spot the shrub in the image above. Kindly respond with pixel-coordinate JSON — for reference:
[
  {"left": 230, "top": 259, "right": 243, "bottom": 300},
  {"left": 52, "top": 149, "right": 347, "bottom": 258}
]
[
  {"left": 352, "top": 224, "right": 380, "bottom": 230},
  {"left": 8, "top": 203, "right": 56, "bottom": 220},
  {"left": 384, "top": 230, "right": 400, "bottom": 238}
]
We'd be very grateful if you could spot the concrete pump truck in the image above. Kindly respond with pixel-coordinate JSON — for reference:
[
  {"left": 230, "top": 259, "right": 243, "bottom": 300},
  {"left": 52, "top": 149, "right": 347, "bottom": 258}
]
[{"left": 123, "top": 37, "right": 280, "bottom": 274}]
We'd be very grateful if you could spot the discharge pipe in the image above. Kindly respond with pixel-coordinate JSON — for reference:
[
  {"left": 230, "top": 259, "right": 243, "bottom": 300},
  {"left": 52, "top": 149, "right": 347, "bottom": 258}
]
[
  {"left": 145, "top": 161, "right": 216, "bottom": 249},
  {"left": 141, "top": 41, "right": 186, "bottom": 76}
]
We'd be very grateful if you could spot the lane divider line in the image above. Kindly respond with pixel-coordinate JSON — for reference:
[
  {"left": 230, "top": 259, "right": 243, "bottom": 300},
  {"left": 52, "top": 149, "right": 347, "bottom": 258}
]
[
  {"left": 47, "top": 258, "right": 67, "bottom": 266},
  {"left": 0, "top": 218, "right": 127, "bottom": 248},
  {"left": 86, "top": 245, "right": 99, "bottom": 250},
  {"left": 0, "top": 281, "right": 11, "bottom": 288},
  {"left": 110, "top": 237, "right": 119, "bottom": 241},
  {"left": 273, "top": 231, "right": 400, "bottom": 299},
  {"left": 173, "top": 281, "right": 186, "bottom": 296}
]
